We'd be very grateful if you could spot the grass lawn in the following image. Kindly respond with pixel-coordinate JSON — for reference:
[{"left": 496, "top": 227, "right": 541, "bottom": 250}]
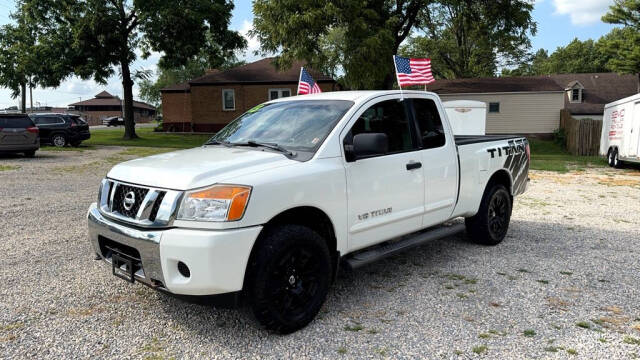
[
  {"left": 529, "top": 139, "right": 607, "bottom": 173},
  {"left": 84, "top": 127, "right": 212, "bottom": 149}
]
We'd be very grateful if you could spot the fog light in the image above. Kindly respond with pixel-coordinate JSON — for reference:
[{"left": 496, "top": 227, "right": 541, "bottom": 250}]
[{"left": 177, "top": 261, "right": 190, "bottom": 278}]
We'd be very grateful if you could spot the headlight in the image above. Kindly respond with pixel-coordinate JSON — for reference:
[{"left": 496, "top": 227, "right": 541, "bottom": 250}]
[{"left": 177, "top": 184, "right": 252, "bottom": 222}]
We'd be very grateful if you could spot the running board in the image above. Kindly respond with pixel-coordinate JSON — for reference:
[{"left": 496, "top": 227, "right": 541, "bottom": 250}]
[{"left": 344, "top": 223, "right": 466, "bottom": 270}]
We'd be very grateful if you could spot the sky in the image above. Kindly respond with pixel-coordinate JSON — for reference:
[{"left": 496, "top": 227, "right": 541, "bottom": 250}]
[{"left": 0, "top": 0, "right": 619, "bottom": 109}]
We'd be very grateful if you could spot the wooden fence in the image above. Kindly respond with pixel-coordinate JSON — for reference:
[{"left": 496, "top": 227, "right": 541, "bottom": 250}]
[{"left": 560, "top": 109, "right": 602, "bottom": 156}]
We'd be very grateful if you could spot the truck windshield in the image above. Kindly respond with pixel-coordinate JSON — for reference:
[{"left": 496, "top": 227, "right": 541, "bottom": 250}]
[{"left": 209, "top": 100, "right": 354, "bottom": 154}]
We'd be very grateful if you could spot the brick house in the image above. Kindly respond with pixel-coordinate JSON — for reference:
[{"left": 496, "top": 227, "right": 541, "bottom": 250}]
[
  {"left": 69, "top": 91, "right": 156, "bottom": 126},
  {"left": 160, "top": 58, "right": 337, "bottom": 132}
]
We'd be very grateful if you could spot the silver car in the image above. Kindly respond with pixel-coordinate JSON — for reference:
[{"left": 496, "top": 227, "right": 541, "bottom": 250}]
[{"left": 0, "top": 114, "right": 40, "bottom": 157}]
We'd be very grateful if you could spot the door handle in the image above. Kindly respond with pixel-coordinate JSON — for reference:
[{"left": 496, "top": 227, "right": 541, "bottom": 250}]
[{"left": 406, "top": 161, "right": 422, "bottom": 170}]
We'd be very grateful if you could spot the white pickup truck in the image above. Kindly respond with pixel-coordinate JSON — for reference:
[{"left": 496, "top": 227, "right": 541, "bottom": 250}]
[{"left": 87, "top": 90, "right": 529, "bottom": 333}]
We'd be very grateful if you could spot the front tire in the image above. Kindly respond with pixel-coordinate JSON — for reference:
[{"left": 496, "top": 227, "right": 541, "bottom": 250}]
[
  {"left": 24, "top": 150, "right": 36, "bottom": 158},
  {"left": 246, "top": 224, "right": 332, "bottom": 334},
  {"left": 465, "top": 184, "right": 512, "bottom": 245}
]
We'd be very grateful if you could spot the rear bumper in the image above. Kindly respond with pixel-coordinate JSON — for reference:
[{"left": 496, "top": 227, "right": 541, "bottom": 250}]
[
  {"left": 0, "top": 143, "right": 39, "bottom": 152},
  {"left": 71, "top": 131, "right": 90, "bottom": 142},
  {"left": 87, "top": 203, "right": 262, "bottom": 295}
]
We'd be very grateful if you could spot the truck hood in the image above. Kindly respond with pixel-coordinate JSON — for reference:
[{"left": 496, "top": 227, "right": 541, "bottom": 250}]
[{"left": 107, "top": 145, "right": 296, "bottom": 190}]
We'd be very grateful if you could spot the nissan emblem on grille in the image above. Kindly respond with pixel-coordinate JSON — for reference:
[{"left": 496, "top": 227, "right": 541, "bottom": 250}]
[{"left": 123, "top": 191, "right": 136, "bottom": 211}]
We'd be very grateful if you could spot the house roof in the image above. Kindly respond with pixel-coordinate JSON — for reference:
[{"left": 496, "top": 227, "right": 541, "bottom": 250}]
[
  {"left": 95, "top": 90, "right": 113, "bottom": 98},
  {"left": 425, "top": 76, "right": 564, "bottom": 94},
  {"left": 161, "top": 82, "right": 191, "bottom": 93},
  {"left": 69, "top": 91, "right": 156, "bottom": 111},
  {"left": 161, "top": 57, "right": 334, "bottom": 92},
  {"left": 548, "top": 73, "right": 638, "bottom": 115}
]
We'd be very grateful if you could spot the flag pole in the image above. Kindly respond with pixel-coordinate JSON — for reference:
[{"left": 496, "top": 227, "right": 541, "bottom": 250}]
[
  {"left": 393, "top": 55, "right": 404, "bottom": 101},
  {"left": 297, "top": 67, "right": 303, "bottom": 95}
]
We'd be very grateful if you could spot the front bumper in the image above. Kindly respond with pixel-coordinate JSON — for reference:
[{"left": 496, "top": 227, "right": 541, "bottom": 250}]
[{"left": 87, "top": 203, "right": 262, "bottom": 295}]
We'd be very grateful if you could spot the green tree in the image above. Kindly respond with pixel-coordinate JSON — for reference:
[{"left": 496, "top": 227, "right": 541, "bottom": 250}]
[
  {"left": 402, "top": 0, "right": 536, "bottom": 79},
  {"left": 501, "top": 49, "right": 549, "bottom": 76},
  {"left": 252, "top": 0, "right": 428, "bottom": 89},
  {"left": 18, "top": 0, "right": 245, "bottom": 139},
  {"left": 0, "top": 4, "right": 47, "bottom": 111},
  {"left": 503, "top": 38, "right": 610, "bottom": 76},
  {"left": 601, "top": 0, "right": 640, "bottom": 91}
]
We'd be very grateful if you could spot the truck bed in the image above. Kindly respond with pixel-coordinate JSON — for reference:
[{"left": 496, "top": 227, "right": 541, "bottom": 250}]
[{"left": 454, "top": 135, "right": 524, "bottom": 146}]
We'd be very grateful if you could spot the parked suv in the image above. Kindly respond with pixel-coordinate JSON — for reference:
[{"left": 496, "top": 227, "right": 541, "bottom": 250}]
[
  {"left": 30, "top": 113, "right": 91, "bottom": 147},
  {"left": 0, "top": 113, "right": 39, "bottom": 157}
]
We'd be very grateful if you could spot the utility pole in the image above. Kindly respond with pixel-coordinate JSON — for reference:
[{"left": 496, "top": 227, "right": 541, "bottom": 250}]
[{"left": 29, "top": 77, "right": 33, "bottom": 112}]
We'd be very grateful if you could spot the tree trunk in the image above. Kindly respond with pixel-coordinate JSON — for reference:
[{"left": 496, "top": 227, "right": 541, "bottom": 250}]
[
  {"left": 20, "top": 82, "right": 26, "bottom": 112},
  {"left": 121, "top": 60, "right": 138, "bottom": 139},
  {"left": 383, "top": 72, "right": 396, "bottom": 90},
  {"left": 637, "top": 73, "right": 639, "bottom": 93}
]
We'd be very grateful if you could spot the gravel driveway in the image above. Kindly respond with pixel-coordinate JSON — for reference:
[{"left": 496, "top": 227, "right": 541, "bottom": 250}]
[{"left": 1, "top": 148, "right": 639, "bottom": 359}]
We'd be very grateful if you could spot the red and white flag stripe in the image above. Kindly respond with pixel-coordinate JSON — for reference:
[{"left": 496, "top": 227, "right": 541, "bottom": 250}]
[{"left": 394, "top": 56, "right": 435, "bottom": 87}]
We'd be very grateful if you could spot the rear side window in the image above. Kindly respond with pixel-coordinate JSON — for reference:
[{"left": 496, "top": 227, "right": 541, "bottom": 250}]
[
  {"left": 34, "top": 116, "right": 63, "bottom": 125},
  {"left": 0, "top": 116, "right": 34, "bottom": 128},
  {"left": 347, "top": 99, "right": 415, "bottom": 154},
  {"left": 70, "top": 116, "right": 86, "bottom": 125},
  {"left": 412, "top": 99, "right": 446, "bottom": 149}
]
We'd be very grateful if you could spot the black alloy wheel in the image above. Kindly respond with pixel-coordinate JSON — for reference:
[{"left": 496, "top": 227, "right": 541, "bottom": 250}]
[
  {"left": 488, "top": 190, "right": 510, "bottom": 240},
  {"left": 247, "top": 224, "right": 332, "bottom": 334}
]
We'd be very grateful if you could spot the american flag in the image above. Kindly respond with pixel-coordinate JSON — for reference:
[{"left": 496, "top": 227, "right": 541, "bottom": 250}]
[
  {"left": 297, "top": 67, "right": 322, "bottom": 95},
  {"left": 393, "top": 55, "right": 435, "bottom": 87}
]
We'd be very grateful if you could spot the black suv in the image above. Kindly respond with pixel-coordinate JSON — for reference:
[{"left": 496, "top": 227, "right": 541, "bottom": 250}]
[{"left": 30, "top": 113, "right": 91, "bottom": 147}]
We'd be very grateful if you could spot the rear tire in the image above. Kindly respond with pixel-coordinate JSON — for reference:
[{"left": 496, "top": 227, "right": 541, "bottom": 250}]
[
  {"left": 612, "top": 148, "right": 622, "bottom": 168},
  {"left": 465, "top": 184, "right": 512, "bottom": 245},
  {"left": 51, "top": 134, "right": 67, "bottom": 147},
  {"left": 246, "top": 224, "right": 332, "bottom": 334},
  {"left": 607, "top": 148, "right": 615, "bottom": 167}
]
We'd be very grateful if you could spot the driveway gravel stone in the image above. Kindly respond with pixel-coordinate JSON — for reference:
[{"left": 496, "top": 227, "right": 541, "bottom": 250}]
[{"left": 1, "top": 148, "right": 639, "bottom": 359}]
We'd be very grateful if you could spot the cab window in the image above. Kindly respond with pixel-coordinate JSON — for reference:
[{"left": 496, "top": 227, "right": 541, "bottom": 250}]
[
  {"left": 412, "top": 99, "right": 446, "bottom": 149},
  {"left": 345, "top": 99, "right": 416, "bottom": 155}
]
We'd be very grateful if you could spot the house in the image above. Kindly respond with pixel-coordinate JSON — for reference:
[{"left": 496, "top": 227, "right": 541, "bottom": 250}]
[
  {"left": 160, "top": 58, "right": 337, "bottom": 132},
  {"left": 69, "top": 91, "right": 156, "bottom": 126},
  {"left": 547, "top": 73, "right": 638, "bottom": 120},
  {"left": 426, "top": 77, "right": 565, "bottom": 135},
  {"left": 425, "top": 73, "right": 638, "bottom": 135}
]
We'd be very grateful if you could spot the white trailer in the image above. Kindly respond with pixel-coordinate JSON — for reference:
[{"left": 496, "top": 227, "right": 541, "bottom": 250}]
[
  {"left": 600, "top": 93, "right": 640, "bottom": 167},
  {"left": 443, "top": 100, "right": 486, "bottom": 135}
]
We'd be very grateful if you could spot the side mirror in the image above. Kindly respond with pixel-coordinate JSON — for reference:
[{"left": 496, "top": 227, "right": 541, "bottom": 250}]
[{"left": 352, "top": 133, "right": 388, "bottom": 160}]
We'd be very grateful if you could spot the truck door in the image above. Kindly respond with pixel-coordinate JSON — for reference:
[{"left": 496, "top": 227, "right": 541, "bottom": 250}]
[
  {"left": 410, "top": 97, "right": 459, "bottom": 227},
  {"left": 342, "top": 97, "right": 425, "bottom": 251},
  {"left": 629, "top": 102, "right": 640, "bottom": 157}
]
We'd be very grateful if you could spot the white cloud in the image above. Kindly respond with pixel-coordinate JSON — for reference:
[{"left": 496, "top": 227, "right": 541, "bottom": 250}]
[
  {"left": 552, "top": 0, "right": 614, "bottom": 25},
  {"left": 238, "top": 19, "right": 262, "bottom": 62}
]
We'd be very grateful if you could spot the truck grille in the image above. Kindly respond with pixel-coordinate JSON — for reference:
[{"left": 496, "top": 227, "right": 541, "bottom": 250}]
[
  {"left": 112, "top": 184, "right": 149, "bottom": 218},
  {"left": 98, "top": 179, "right": 182, "bottom": 227}
]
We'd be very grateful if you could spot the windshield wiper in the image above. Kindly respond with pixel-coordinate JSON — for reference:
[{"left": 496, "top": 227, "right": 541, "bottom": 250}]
[
  {"left": 205, "top": 139, "right": 231, "bottom": 146},
  {"left": 232, "top": 140, "right": 295, "bottom": 157}
]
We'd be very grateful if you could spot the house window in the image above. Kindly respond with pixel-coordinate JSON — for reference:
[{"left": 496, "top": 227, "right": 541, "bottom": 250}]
[
  {"left": 268, "top": 88, "right": 291, "bottom": 100},
  {"left": 489, "top": 102, "right": 500, "bottom": 113},
  {"left": 571, "top": 88, "right": 581, "bottom": 102},
  {"left": 222, "top": 89, "right": 235, "bottom": 111}
]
